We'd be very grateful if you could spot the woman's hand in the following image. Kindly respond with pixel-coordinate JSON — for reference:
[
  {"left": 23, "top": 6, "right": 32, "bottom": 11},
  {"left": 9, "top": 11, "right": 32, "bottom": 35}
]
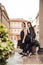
[
  {"left": 22, "top": 39, "right": 24, "bottom": 43},
  {"left": 24, "top": 29, "right": 27, "bottom": 36},
  {"left": 28, "top": 29, "right": 30, "bottom": 33}
]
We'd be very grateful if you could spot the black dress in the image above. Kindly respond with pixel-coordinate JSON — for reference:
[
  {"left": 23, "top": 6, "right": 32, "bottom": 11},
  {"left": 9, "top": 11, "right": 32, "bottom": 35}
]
[{"left": 17, "top": 30, "right": 24, "bottom": 49}]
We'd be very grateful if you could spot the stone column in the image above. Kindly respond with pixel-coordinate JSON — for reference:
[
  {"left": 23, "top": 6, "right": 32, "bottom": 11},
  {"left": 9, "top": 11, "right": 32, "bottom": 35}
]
[{"left": 39, "top": 0, "right": 43, "bottom": 48}]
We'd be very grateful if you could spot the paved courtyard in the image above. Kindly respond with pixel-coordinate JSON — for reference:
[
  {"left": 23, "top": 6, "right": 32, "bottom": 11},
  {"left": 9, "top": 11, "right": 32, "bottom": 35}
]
[{"left": 7, "top": 52, "right": 43, "bottom": 65}]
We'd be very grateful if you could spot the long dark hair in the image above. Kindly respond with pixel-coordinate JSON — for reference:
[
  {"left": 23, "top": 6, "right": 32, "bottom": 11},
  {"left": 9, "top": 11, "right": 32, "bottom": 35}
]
[{"left": 27, "top": 22, "right": 32, "bottom": 27}]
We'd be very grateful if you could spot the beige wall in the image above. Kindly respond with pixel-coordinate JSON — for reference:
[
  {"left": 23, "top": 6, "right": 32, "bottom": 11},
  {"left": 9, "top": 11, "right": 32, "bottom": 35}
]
[
  {"left": 2, "top": 11, "right": 10, "bottom": 29},
  {"left": 39, "top": 0, "right": 43, "bottom": 48}
]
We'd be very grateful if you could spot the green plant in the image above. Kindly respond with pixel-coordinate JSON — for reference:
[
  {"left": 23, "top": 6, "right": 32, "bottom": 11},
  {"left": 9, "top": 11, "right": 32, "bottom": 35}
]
[{"left": 0, "top": 24, "right": 14, "bottom": 65}]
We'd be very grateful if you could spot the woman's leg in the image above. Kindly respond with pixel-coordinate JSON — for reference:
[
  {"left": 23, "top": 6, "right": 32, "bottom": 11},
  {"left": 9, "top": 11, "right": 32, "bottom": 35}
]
[
  {"left": 23, "top": 35, "right": 30, "bottom": 53},
  {"left": 29, "top": 43, "right": 32, "bottom": 53}
]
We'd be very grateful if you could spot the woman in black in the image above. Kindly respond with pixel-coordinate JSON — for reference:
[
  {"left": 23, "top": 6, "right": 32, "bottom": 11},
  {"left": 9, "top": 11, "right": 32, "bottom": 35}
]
[
  {"left": 17, "top": 22, "right": 27, "bottom": 55},
  {"left": 26, "top": 22, "right": 36, "bottom": 56}
]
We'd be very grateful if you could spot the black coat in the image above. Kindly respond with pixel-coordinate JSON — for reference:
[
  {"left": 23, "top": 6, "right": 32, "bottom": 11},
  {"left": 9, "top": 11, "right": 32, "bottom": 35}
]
[
  {"left": 20, "top": 30, "right": 24, "bottom": 42},
  {"left": 27, "top": 27, "right": 36, "bottom": 42}
]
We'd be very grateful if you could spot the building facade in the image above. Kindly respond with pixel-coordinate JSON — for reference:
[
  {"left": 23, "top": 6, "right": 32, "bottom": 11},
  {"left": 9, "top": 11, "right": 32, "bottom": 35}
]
[
  {"left": 39, "top": 0, "right": 43, "bottom": 48},
  {"left": 0, "top": 3, "right": 10, "bottom": 29}
]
